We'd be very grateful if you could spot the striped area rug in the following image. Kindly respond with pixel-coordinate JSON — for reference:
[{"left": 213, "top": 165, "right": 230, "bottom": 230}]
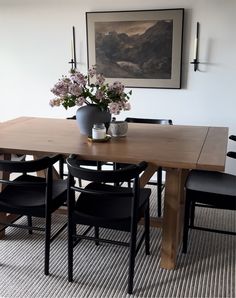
[{"left": 0, "top": 186, "right": 235, "bottom": 298}]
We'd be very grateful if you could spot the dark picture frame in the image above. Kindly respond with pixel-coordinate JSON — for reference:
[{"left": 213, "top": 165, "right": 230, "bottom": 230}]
[{"left": 86, "top": 9, "right": 184, "bottom": 89}]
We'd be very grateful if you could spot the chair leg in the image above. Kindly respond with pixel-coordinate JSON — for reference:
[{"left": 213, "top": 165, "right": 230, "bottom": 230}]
[
  {"left": 127, "top": 222, "right": 137, "bottom": 294},
  {"left": 144, "top": 202, "right": 150, "bottom": 255},
  {"left": 113, "top": 163, "right": 120, "bottom": 186},
  {"left": 94, "top": 226, "right": 99, "bottom": 245},
  {"left": 182, "top": 196, "right": 191, "bottom": 254},
  {"left": 157, "top": 167, "right": 162, "bottom": 217},
  {"left": 44, "top": 214, "right": 52, "bottom": 275},
  {"left": 68, "top": 220, "right": 74, "bottom": 282},
  {"left": 97, "top": 161, "right": 102, "bottom": 170},
  {"left": 59, "top": 159, "right": 64, "bottom": 179},
  {"left": 190, "top": 201, "right": 196, "bottom": 227},
  {"left": 27, "top": 216, "right": 33, "bottom": 235}
]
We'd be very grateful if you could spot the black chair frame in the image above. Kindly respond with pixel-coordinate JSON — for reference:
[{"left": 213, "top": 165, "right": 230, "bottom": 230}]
[
  {"left": 188, "top": 135, "right": 236, "bottom": 228},
  {"left": 183, "top": 169, "right": 236, "bottom": 254},
  {"left": 118, "top": 117, "right": 173, "bottom": 217},
  {"left": 66, "top": 156, "right": 151, "bottom": 294},
  {"left": 0, "top": 154, "right": 67, "bottom": 275}
]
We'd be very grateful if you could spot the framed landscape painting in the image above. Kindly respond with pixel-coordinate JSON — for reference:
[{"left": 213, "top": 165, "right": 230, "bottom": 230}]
[{"left": 86, "top": 9, "right": 184, "bottom": 89}]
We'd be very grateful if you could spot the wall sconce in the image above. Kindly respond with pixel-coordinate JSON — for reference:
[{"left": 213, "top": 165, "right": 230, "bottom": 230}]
[
  {"left": 69, "top": 26, "right": 77, "bottom": 70},
  {"left": 190, "top": 22, "right": 200, "bottom": 71}
]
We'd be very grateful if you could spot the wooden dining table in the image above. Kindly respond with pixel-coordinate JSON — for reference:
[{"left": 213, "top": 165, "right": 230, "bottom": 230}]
[{"left": 0, "top": 117, "right": 229, "bottom": 269}]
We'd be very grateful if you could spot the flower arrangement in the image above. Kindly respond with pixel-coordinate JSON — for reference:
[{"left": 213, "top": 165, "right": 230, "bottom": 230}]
[{"left": 49, "top": 66, "right": 132, "bottom": 115}]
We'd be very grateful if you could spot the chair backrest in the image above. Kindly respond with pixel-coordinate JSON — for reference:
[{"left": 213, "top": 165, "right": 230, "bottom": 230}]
[
  {"left": 67, "top": 156, "right": 149, "bottom": 208},
  {"left": 66, "top": 155, "right": 147, "bottom": 184},
  {"left": 0, "top": 155, "right": 59, "bottom": 173},
  {"left": 228, "top": 136, "right": 236, "bottom": 159},
  {"left": 229, "top": 135, "right": 236, "bottom": 142},
  {"left": 0, "top": 154, "right": 62, "bottom": 186},
  {"left": 125, "top": 117, "right": 173, "bottom": 125},
  {"left": 227, "top": 151, "right": 236, "bottom": 159}
]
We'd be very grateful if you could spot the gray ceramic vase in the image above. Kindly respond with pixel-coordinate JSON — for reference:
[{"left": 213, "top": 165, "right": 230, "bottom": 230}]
[{"left": 76, "top": 104, "right": 111, "bottom": 137}]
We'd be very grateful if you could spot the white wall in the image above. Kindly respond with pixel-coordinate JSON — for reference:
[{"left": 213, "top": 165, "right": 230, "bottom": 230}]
[{"left": 0, "top": 0, "right": 236, "bottom": 172}]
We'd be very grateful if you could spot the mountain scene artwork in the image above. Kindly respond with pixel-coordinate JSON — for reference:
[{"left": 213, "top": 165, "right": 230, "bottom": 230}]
[{"left": 94, "top": 20, "right": 173, "bottom": 79}]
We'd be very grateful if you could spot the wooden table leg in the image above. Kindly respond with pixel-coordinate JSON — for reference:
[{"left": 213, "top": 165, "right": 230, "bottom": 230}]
[
  {"left": 139, "top": 162, "right": 157, "bottom": 188},
  {"left": 160, "top": 168, "right": 188, "bottom": 269}
]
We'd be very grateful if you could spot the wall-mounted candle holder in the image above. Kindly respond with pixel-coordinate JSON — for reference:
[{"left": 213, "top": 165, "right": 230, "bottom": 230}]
[
  {"left": 190, "top": 58, "right": 200, "bottom": 72},
  {"left": 190, "top": 22, "right": 200, "bottom": 71},
  {"left": 69, "top": 26, "right": 77, "bottom": 70}
]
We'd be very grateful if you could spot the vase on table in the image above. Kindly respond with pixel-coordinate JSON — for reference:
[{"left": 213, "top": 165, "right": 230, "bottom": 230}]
[{"left": 76, "top": 104, "right": 111, "bottom": 137}]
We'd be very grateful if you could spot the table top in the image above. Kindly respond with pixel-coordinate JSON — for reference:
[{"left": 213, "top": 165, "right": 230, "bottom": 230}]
[{"left": 0, "top": 117, "right": 229, "bottom": 171}]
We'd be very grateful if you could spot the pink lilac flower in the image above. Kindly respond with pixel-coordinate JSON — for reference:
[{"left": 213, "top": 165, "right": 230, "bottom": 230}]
[
  {"left": 95, "top": 89, "right": 105, "bottom": 101},
  {"left": 69, "top": 84, "right": 83, "bottom": 96},
  {"left": 49, "top": 98, "right": 61, "bottom": 107},
  {"left": 108, "top": 102, "right": 120, "bottom": 115},
  {"left": 71, "top": 71, "right": 87, "bottom": 86},
  {"left": 124, "top": 102, "right": 131, "bottom": 111},
  {"left": 95, "top": 74, "right": 105, "bottom": 86},
  {"left": 109, "top": 81, "right": 124, "bottom": 95},
  {"left": 88, "top": 66, "right": 96, "bottom": 78},
  {"left": 51, "top": 78, "right": 70, "bottom": 96},
  {"left": 75, "top": 97, "right": 85, "bottom": 106},
  {"left": 50, "top": 67, "right": 131, "bottom": 112}
]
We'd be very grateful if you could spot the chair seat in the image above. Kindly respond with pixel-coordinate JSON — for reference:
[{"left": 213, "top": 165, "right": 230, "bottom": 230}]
[
  {"left": 186, "top": 170, "right": 236, "bottom": 196},
  {"left": 186, "top": 170, "right": 236, "bottom": 209},
  {"left": 183, "top": 142, "right": 236, "bottom": 254},
  {"left": 74, "top": 182, "right": 151, "bottom": 230},
  {"left": 0, "top": 175, "right": 67, "bottom": 217}
]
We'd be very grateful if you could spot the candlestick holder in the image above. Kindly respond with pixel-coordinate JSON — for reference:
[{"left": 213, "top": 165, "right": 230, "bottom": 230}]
[
  {"left": 68, "top": 26, "right": 77, "bottom": 70},
  {"left": 190, "top": 22, "right": 200, "bottom": 71},
  {"left": 69, "top": 58, "right": 76, "bottom": 70},
  {"left": 190, "top": 58, "right": 200, "bottom": 71}
]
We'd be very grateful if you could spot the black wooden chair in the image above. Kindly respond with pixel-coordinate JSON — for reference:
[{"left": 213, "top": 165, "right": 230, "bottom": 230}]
[
  {"left": 182, "top": 153, "right": 236, "bottom": 253},
  {"left": 227, "top": 135, "right": 236, "bottom": 159},
  {"left": 187, "top": 134, "right": 236, "bottom": 234},
  {"left": 0, "top": 154, "right": 67, "bottom": 275},
  {"left": 116, "top": 117, "right": 173, "bottom": 217},
  {"left": 229, "top": 134, "right": 236, "bottom": 142},
  {"left": 66, "top": 155, "right": 151, "bottom": 294}
]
